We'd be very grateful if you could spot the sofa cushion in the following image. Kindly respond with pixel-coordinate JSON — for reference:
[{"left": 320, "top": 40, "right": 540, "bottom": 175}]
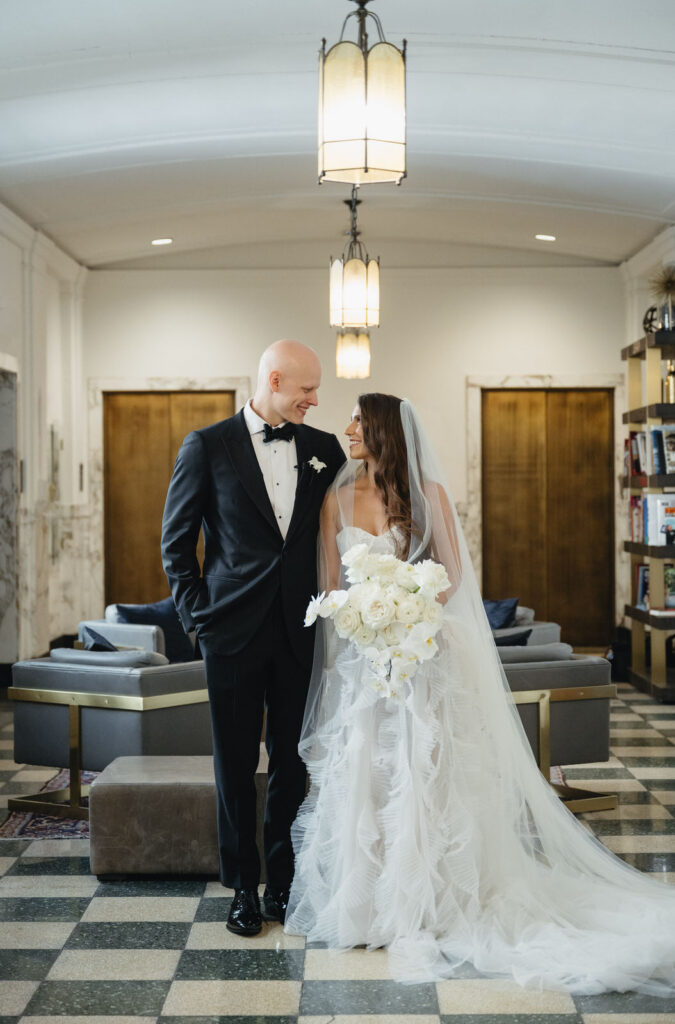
[
  {"left": 495, "top": 629, "right": 532, "bottom": 647},
  {"left": 514, "top": 605, "right": 535, "bottom": 625},
  {"left": 483, "top": 597, "right": 519, "bottom": 629},
  {"left": 50, "top": 648, "right": 169, "bottom": 667},
  {"left": 497, "top": 642, "right": 574, "bottom": 664},
  {"left": 112, "top": 597, "right": 194, "bottom": 663},
  {"left": 81, "top": 625, "right": 118, "bottom": 652}
]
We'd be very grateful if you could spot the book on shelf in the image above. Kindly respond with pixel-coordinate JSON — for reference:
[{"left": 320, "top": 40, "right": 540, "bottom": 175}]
[
  {"left": 637, "top": 431, "right": 649, "bottom": 475},
  {"left": 630, "top": 431, "right": 641, "bottom": 475},
  {"left": 635, "top": 563, "right": 649, "bottom": 609},
  {"left": 651, "top": 428, "right": 666, "bottom": 475},
  {"left": 640, "top": 494, "right": 675, "bottom": 545},
  {"left": 663, "top": 426, "right": 675, "bottom": 474},
  {"left": 638, "top": 563, "right": 675, "bottom": 612}
]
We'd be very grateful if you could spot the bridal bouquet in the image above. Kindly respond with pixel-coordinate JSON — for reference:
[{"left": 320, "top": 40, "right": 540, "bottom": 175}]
[{"left": 304, "top": 543, "right": 451, "bottom": 698}]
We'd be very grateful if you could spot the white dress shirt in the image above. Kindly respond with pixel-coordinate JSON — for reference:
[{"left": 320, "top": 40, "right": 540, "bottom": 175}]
[{"left": 243, "top": 399, "right": 298, "bottom": 539}]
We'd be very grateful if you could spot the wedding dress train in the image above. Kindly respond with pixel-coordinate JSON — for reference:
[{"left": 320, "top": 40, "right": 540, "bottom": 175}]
[{"left": 285, "top": 525, "right": 675, "bottom": 995}]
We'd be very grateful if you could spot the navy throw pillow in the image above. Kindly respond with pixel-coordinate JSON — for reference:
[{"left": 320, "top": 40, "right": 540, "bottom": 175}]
[
  {"left": 82, "top": 625, "right": 118, "bottom": 652},
  {"left": 115, "top": 597, "right": 195, "bottom": 663},
  {"left": 495, "top": 628, "right": 532, "bottom": 647},
  {"left": 483, "top": 597, "right": 519, "bottom": 630}
]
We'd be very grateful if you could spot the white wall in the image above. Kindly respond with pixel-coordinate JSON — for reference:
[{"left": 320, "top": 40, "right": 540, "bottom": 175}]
[{"left": 84, "top": 265, "right": 625, "bottom": 504}]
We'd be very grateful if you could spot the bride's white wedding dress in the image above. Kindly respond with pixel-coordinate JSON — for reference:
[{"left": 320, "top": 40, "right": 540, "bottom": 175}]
[{"left": 285, "top": 524, "right": 675, "bottom": 995}]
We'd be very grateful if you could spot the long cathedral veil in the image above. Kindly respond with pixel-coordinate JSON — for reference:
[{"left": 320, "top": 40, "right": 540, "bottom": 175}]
[{"left": 290, "top": 399, "right": 675, "bottom": 995}]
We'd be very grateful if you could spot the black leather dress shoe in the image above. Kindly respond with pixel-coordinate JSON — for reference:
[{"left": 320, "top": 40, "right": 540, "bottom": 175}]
[
  {"left": 261, "top": 886, "right": 290, "bottom": 923},
  {"left": 227, "top": 888, "right": 262, "bottom": 936}
]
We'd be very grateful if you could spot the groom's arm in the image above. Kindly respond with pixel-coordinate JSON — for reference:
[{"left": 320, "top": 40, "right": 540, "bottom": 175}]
[{"left": 161, "top": 431, "right": 209, "bottom": 632}]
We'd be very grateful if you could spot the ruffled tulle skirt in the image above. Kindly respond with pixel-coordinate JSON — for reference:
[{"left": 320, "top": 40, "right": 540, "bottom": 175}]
[{"left": 285, "top": 626, "right": 675, "bottom": 994}]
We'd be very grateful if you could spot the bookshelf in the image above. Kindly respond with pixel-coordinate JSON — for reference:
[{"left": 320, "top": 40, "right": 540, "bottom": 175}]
[{"left": 623, "top": 329, "right": 675, "bottom": 701}]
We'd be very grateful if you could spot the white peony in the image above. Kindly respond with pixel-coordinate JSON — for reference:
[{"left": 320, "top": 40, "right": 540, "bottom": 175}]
[
  {"left": 319, "top": 590, "right": 349, "bottom": 617},
  {"left": 333, "top": 603, "right": 362, "bottom": 639},
  {"left": 361, "top": 593, "right": 397, "bottom": 630},
  {"left": 341, "top": 544, "right": 370, "bottom": 583},
  {"left": 424, "top": 600, "right": 444, "bottom": 628},
  {"left": 371, "top": 553, "right": 399, "bottom": 579},
  {"left": 347, "top": 581, "right": 379, "bottom": 613},
  {"left": 395, "top": 593, "right": 427, "bottom": 624},
  {"left": 412, "top": 559, "right": 451, "bottom": 598},
  {"left": 304, "top": 591, "right": 325, "bottom": 627},
  {"left": 394, "top": 560, "right": 418, "bottom": 591}
]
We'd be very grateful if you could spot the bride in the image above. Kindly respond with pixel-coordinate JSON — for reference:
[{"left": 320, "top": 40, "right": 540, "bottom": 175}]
[{"left": 284, "top": 392, "right": 675, "bottom": 995}]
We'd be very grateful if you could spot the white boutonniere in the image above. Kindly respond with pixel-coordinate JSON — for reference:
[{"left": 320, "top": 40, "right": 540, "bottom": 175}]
[{"left": 308, "top": 456, "right": 327, "bottom": 473}]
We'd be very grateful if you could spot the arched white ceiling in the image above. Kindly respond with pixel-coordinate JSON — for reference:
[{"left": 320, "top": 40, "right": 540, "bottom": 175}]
[{"left": 1, "top": 0, "right": 674, "bottom": 267}]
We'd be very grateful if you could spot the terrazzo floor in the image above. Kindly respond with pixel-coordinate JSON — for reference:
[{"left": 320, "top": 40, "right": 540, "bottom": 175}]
[{"left": 1, "top": 681, "right": 675, "bottom": 1023}]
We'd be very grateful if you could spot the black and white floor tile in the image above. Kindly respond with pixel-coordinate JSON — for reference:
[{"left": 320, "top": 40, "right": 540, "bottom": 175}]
[{"left": 1, "top": 682, "right": 675, "bottom": 1023}]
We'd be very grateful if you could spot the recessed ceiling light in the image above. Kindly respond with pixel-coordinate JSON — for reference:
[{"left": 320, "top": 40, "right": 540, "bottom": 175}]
[
  {"left": 535, "top": 234, "right": 556, "bottom": 242},
  {"left": 151, "top": 237, "right": 173, "bottom": 246}
]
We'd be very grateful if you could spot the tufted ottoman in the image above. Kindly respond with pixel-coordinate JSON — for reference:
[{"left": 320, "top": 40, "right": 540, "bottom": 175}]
[{"left": 89, "top": 749, "right": 268, "bottom": 879}]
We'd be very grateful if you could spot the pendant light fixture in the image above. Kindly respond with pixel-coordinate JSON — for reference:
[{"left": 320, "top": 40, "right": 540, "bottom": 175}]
[
  {"left": 319, "top": 0, "right": 406, "bottom": 186},
  {"left": 336, "top": 329, "right": 371, "bottom": 379},
  {"left": 330, "top": 186, "right": 380, "bottom": 329}
]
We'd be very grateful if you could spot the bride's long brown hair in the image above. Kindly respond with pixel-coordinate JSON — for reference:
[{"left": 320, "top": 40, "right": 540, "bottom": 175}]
[{"left": 358, "top": 392, "right": 415, "bottom": 555}]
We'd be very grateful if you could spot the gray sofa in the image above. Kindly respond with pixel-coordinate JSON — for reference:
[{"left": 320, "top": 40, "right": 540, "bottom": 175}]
[{"left": 492, "top": 605, "right": 561, "bottom": 646}]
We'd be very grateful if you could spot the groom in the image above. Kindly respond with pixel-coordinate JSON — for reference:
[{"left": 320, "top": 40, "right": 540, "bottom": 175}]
[{"left": 161, "top": 340, "right": 345, "bottom": 935}]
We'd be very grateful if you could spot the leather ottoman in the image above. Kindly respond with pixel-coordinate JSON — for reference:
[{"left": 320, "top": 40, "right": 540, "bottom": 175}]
[{"left": 89, "top": 750, "right": 268, "bottom": 880}]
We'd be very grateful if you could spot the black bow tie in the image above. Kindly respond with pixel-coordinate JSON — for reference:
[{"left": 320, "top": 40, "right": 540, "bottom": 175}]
[{"left": 263, "top": 422, "right": 296, "bottom": 444}]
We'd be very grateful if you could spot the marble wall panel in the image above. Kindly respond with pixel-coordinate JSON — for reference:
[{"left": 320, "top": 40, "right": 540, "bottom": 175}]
[{"left": 0, "top": 370, "right": 18, "bottom": 661}]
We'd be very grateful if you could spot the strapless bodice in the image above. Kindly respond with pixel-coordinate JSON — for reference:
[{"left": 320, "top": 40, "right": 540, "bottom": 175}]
[{"left": 336, "top": 525, "right": 397, "bottom": 556}]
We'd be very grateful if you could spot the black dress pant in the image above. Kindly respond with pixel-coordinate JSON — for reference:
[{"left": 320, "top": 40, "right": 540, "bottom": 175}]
[{"left": 202, "top": 597, "right": 310, "bottom": 891}]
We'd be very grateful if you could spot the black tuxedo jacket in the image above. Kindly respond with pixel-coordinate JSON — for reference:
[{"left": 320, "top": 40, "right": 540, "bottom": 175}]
[{"left": 161, "top": 409, "right": 346, "bottom": 669}]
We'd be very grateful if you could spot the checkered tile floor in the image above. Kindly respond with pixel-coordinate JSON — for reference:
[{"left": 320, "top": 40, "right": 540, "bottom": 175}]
[{"left": 1, "top": 681, "right": 675, "bottom": 1023}]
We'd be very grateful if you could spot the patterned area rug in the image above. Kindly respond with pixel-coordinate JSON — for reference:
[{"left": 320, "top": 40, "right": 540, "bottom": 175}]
[{"left": 0, "top": 768, "right": 98, "bottom": 838}]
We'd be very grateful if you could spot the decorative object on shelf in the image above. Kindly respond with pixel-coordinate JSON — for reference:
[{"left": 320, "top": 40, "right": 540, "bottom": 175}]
[
  {"left": 649, "top": 263, "right": 675, "bottom": 332},
  {"left": 664, "top": 361, "right": 675, "bottom": 403},
  {"left": 330, "top": 185, "right": 380, "bottom": 328},
  {"left": 336, "top": 329, "right": 371, "bottom": 379},
  {"left": 643, "top": 305, "right": 662, "bottom": 334},
  {"left": 318, "top": 0, "right": 406, "bottom": 185}
]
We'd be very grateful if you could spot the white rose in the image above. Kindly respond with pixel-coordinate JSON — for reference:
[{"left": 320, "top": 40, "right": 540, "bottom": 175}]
[
  {"left": 361, "top": 593, "right": 397, "bottom": 630},
  {"left": 352, "top": 624, "right": 377, "bottom": 649},
  {"left": 412, "top": 559, "right": 451, "bottom": 598},
  {"left": 333, "top": 604, "right": 362, "bottom": 639},
  {"left": 395, "top": 593, "right": 426, "bottom": 624}
]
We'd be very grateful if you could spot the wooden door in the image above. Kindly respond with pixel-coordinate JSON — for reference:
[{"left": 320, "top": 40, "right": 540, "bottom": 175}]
[
  {"left": 104, "top": 391, "right": 235, "bottom": 605},
  {"left": 482, "top": 389, "right": 614, "bottom": 646}
]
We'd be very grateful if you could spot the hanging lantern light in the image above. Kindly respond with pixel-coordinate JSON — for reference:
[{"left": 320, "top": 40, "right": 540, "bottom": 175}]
[
  {"left": 336, "top": 330, "right": 371, "bottom": 379},
  {"left": 330, "top": 186, "right": 380, "bottom": 328},
  {"left": 319, "top": 0, "right": 406, "bottom": 186}
]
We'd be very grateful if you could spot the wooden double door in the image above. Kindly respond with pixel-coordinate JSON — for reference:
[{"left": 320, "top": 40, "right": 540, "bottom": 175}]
[
  {"left": 482, "top": 389, "right": 614, "bottom": 647},
  {"left": 104, "top": 391, "right": 235, "bottom": 606}
]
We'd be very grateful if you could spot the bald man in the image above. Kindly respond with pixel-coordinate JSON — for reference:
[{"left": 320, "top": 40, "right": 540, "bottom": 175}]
[{"left": 162, "top": 341, "right": 345, "bottom": 935}]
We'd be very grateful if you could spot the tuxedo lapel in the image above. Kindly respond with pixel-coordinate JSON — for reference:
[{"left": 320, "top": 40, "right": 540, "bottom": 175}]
[
  {"left": 285, "top": 426, "right": 317, "bottom": 542},
  {"left": 221, "top": 410, "right": 282, "bottom": 538}
]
